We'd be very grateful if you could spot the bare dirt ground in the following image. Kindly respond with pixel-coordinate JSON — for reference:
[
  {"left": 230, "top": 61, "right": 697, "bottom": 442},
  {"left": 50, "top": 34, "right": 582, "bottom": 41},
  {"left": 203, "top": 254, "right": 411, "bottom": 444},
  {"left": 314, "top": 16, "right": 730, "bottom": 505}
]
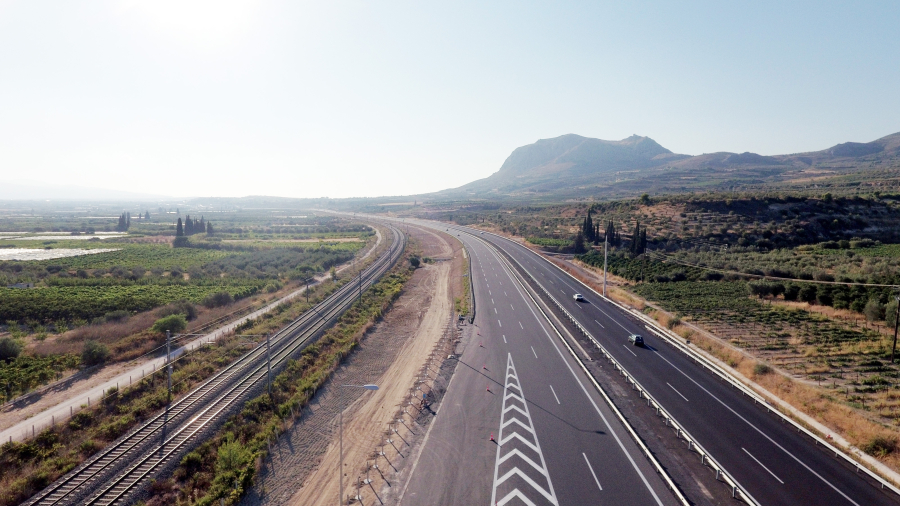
[
  {"left": 243, "top": 226, "right": 463, "bottom": 506},
  {"left": 0, "top": 227, "right": 385, "bottom": 439}
]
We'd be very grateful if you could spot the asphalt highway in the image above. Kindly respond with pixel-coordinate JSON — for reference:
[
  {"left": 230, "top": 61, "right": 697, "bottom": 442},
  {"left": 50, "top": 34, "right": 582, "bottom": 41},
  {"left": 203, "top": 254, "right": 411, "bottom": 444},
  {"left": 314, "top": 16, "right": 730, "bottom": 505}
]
[
  {"left": 453, "top": 226, "right": 900, "bottom": 506},
  {"left": 399, "top": 227, "right": 679, "bottom": 506}
]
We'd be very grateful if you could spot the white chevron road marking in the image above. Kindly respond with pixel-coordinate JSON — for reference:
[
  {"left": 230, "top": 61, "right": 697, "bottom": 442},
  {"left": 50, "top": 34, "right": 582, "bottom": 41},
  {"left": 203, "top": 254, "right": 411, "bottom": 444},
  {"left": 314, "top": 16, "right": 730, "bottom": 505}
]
[{"left": 491, "top": 353, "right": 559, "bottom": 506}]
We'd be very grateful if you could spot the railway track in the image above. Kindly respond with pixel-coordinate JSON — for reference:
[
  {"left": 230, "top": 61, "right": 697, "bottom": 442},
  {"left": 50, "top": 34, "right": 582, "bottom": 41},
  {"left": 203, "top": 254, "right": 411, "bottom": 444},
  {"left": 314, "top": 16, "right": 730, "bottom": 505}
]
[{"left": 27, "top": 225, "right": 405, "bottom": 506}]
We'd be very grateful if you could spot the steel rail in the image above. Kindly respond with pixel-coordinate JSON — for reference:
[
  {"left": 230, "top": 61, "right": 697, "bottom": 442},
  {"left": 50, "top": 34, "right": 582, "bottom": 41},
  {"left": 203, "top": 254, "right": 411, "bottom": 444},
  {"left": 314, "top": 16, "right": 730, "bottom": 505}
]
[
  {"left": 87, "top": 227, "right": 405, "bottom": 505},
  {"left": 28, "top": 225, "right": 404, "bottom": 506}
]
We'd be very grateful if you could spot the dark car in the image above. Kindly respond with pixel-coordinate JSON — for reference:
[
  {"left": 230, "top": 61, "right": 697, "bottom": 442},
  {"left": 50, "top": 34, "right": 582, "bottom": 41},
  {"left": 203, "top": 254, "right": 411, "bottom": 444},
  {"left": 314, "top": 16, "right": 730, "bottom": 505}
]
[{"left": 628, "top": 334, "right": 644, "bottom": 346}]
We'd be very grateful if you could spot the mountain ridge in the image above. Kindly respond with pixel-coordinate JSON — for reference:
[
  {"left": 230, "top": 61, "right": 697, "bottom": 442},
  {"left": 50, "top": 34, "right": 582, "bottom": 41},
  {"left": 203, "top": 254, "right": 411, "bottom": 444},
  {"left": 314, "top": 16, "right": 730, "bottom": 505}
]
[{"left": 437, "top": 130, "right": 900, "bottom": 198}]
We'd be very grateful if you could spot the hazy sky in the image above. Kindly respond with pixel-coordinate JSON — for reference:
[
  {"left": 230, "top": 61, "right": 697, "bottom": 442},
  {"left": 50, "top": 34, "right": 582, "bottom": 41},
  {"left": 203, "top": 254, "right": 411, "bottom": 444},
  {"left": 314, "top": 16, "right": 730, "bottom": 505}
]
[{"left": 1, "top": 1, "right": 898, "bottom": 199}]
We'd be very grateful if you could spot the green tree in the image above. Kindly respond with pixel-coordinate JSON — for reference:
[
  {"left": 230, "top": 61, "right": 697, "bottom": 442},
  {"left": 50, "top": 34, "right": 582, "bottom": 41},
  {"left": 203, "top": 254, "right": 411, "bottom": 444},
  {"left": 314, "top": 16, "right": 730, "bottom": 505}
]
[
  {"left": 151, "top": 314, "right": 188, "bottom": 334},
  {"left": 176, "top": 218, "right": 184, "bottom": 237},
  {"left": 573, "top": 232, "right": 586, "bottom": 253},
  {"left": 886, "top": 299, "right": 899, "bottom": 329},
  {"left": 865, "top": 298, "right": 886, "bottom": 322},
  {"left": 82, "top": 340, "right": 110, "bottom": 366},
  {"left": 0, "top": 337, "right": 23, "bottom": 361}
]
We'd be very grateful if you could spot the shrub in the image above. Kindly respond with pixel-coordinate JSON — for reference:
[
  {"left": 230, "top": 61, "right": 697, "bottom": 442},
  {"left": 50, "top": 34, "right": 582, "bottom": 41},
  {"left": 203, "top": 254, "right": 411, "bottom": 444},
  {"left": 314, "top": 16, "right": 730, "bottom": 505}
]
[
  {"left": 158, "top": 300, "right": 198, "bottom": 320},
  {"left": 0, "top": 337, "right": 23, "bottom": 361},
  {"left": 798, "top": 285, "right": 818, "bottom": 304},
  {"left": 754, "top": 363, "right": 772, "bottom": 376},
  {"left": 409, "top": 256, "right": 421, "bottom": 268},
  {"left": 783, "top": 284, "right": 800, "bottom": 301},
  {"left": 865, "top": 299, "right": 886, "bottom": 322},
  {"left": 862, "top": 435, "right": 897, "bottom": 458},
  {"left": 202, "top": 292, "right": 234, "bottom": 308},
  {"left": 151, "top": 314, "right": 187, "bottom": 335},
  {"left": 82, "top": 340, "right": 110, "bottom": 366},
  {"left": 104, "top": 310, "right": 131, "bottom": 323}
]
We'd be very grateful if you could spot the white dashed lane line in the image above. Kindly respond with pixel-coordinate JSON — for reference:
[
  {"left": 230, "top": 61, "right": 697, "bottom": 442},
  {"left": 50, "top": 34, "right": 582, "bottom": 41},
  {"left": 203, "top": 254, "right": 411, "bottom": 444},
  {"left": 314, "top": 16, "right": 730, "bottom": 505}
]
[
  {"left": 519, "top": 321, "right": 524, "bottom": 329},
  {"left": 550, "top": 384, "right": 561, "bottom": 404},
  {"left": 666, "top": 382, "right": 689, "bottom": 402},
  {"left": 531, "top": 346, "right": 538, "bottom": 359},
  {"left": 583, "top": 453, "right": 603, "bottom": 491},
  {"left": 510, "top": 304, "right": 515, "bottom": 311},
  {"left": 742, "top": 448, "right": 785, "bottom": 485},
  {"left": 594, "top": 319, "right": 605, "bottom": 329},
  {"left": 503, "top": 334, "right": 507, "bottom": 343},
  {"left": 622, "top": 345, "right": 637, "bottom": 357}
]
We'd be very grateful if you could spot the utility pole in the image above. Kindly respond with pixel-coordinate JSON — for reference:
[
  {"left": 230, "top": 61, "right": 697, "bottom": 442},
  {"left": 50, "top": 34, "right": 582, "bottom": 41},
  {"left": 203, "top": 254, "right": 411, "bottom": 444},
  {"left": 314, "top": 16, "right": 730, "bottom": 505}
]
[
  {"left": 166, "top": 330, "right": 172, "bottom": 402},
  {"left": 892, "top": 291, "right": 900, "bottom": 363},
  {"left": 266, "top": 333, "right": 272, "bottom": 397},
  {"left": 603, "top": 233, "right": 608, "bottom": 297}
]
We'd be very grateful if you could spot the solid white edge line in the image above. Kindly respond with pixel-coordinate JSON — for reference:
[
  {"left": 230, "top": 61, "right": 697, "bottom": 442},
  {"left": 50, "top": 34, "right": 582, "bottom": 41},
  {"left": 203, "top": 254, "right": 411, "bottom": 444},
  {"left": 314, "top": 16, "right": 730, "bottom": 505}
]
[
  {"left": 583, "top": 453, "right": 603, "bottom": 491},
  {"left": 742, "top": 447, "right": 785, "bottom": 485}
]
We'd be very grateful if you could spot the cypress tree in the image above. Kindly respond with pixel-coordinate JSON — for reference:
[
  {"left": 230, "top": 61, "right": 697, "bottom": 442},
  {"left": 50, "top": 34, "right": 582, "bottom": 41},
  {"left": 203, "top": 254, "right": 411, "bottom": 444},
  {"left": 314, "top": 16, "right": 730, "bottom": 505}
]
[
  {"left": 631, "top": 221, "right": 642, "bottom": 257},
  {"left": 185, "top": 215, "right": 194, "bottom": 235},
  {"left": 206, "top": 222, "right": 214, "bottom": 235},
  {"left": 176, "top": 218, "right": 184, "bottom": 237},
  {"left": 116, "top": 213, "right": 126, "bottom": 231},
  {"left": 199, "top": 216, "right": 206, "bottom": 233},
  {"left": 126, "top": 212, "right": 131, "bottom": 229}
]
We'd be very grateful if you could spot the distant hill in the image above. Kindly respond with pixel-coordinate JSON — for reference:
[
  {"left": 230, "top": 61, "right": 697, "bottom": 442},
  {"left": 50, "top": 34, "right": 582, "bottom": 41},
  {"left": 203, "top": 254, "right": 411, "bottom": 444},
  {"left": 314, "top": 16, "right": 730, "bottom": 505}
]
[
  {"left": 0, "top": 181, "right": 170, "bottom": 201},
  {"left": 431, "top": 131, "right": 900, "bottom": 200}
]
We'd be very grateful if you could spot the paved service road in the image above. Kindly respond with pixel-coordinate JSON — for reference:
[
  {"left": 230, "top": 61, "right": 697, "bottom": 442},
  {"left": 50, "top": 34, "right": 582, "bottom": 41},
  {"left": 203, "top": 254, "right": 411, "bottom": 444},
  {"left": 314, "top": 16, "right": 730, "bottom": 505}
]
[
  {"left": 399, "top": 228, "right": 679, "bottom": 506},
  {"left": 443, "top": 224, "right": 900, "bottom": 506}
]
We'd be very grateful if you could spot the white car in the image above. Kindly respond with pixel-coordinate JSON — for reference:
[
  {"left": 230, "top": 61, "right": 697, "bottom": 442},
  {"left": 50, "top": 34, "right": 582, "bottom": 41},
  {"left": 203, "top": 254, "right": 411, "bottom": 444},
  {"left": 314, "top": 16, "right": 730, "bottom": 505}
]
[{"left": 573, "top": 293, "right": 585, "bottom": 302}]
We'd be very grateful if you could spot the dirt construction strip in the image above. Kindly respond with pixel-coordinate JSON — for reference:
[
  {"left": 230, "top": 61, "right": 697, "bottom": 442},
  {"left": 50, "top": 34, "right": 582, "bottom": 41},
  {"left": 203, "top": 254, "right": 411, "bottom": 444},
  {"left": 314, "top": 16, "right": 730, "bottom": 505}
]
[{"left": 242, "top": 226, "right": 459, "bottom": 506}]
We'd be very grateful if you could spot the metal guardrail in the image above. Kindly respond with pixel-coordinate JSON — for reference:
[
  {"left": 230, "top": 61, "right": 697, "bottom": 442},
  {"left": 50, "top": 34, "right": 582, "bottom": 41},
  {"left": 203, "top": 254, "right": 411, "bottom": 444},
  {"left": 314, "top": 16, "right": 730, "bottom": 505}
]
[
  {"left": 524, "top": 235, "right": 900, "bottom": 499},
  {"left": 506, "top": 259, "right": 758, "bottom": 505},
  {"left": 625, "top": 305, "right": 900, "bottom": 498},
  {"left": 478, "top": 237, "right": 693, "bottom": 506}
]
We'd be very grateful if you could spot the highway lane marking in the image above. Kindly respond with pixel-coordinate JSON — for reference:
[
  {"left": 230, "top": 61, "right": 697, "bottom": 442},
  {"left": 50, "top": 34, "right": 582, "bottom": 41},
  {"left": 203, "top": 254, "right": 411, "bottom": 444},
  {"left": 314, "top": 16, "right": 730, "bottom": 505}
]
[
  {"left": 511, "top": 304, "right": 515, "bottom": 311},
  {"left": 505, "top": 291, "right": 508, "bottom": 296},
  {"left": 594, "top": 319, "right": 605, "bottom": 329},
  {"left": 490, "top": 290, "right": 492, "bottom": 296},
  {"left": 495, "top": 308, "right": 498, "bottom": 314},
  {"left": 622, "top": 345, "right": 637, "bottom": 357},
  {"left": 531, "top": 346, "right": 538, "bottom": 358},
  {"left": 493, "top": 249, "right": 665, "bottom": 506},
  {"left": 583, "top": 453, "right": 603, "bottom": 491},
  {"left": 491, "top": 353, "right": 559, "bottom": 506},
  {"left": 560, "top": 289, "right": 565, "bottom": 295},
  {"left": 519, "top": 321, "right": 524, "bottom": 329},
  {"left": 666, "top": 382, "right": 689, "bottom": 402},
  {"left": 492, "top": 298, "right": 495, "bottom": 304},
  {"left": 595, "top": 307, "right": 630, "bottom": 332},
  {"left": 498, "top": 320, "right": 502, "bottom": 327},
  {"left": 652, "top": 352, "right": 861, "bottom": 506},
  {"left": 742, "top": 448, "right": 784, "bottom": 484},
  {"left": 503, "top": 335, "right": 507, "bottom": 343},
  {"left": 550, "top": 385, "right": 560, "bottom": 404}
]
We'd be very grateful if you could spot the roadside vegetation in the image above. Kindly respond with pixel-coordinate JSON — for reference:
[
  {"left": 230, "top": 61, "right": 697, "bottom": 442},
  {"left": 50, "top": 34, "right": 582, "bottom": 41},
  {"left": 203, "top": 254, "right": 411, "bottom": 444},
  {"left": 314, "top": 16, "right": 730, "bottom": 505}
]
[
  {"left": 428, "top": 191, "right": 900, "bottom": 470},
  {"left": 142, "top": 254, "right": 414, "bottom": 506},
  {"left": 0, "top": 276, "right": 346, "bottom": 506},
  {"left": 0, "top": 214, "right": 372, "bottom": 402}
]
